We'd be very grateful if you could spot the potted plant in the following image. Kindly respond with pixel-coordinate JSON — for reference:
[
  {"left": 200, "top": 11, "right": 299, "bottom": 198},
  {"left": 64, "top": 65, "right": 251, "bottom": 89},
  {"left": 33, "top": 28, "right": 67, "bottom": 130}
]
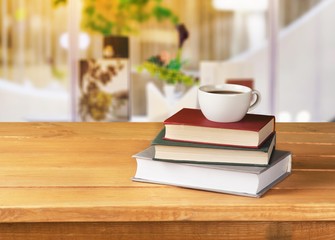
[
  {"left": 137, "top": 23, "right": 198, "bottom": 102},
  {"left": 54, "top": 0, "right": 193, "bottom": 120},
  {"left": 54, "top": 0, "right": 181, "bottom": 121}
]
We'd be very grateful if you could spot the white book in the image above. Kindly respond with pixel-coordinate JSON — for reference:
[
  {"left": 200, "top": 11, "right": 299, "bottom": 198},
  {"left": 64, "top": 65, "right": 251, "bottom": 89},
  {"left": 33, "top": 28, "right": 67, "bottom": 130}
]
[{"left": 132, "top": 147, "right": 292, "bottom": 197}]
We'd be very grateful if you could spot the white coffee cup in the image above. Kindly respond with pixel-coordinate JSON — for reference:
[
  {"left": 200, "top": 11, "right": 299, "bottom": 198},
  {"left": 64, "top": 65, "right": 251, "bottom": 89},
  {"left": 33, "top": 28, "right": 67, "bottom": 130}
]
[{"left": 198, "top": 84, "right": 261, "bottom": 122}]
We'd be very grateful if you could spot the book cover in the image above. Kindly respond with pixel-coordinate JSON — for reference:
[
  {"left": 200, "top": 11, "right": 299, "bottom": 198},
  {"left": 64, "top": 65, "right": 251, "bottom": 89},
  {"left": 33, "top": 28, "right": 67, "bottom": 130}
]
[
  {"left": 164, "top": 108, "right": 275, "bottom": 132},
  {"left": 163, "top": 108, "right": 275, "bottom": 148},
  {"left": 152, "top": 128, "right": 276, "bottom": 166},
  {"left": 132, "top": 147, "right": 292, "bottom": 197}
]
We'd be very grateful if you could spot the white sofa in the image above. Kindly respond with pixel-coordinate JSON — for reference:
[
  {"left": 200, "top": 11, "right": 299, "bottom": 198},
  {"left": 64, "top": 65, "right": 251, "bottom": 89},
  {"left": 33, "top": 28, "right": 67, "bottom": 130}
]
[{"left": 0, "top": 79, "right": 70, "bottom": 122}]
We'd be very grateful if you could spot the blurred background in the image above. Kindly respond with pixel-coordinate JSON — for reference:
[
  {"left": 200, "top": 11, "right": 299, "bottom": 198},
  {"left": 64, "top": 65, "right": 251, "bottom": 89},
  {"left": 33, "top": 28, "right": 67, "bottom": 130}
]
[{"left": 0, "top": 0, "right": 334, "bottom": 122}]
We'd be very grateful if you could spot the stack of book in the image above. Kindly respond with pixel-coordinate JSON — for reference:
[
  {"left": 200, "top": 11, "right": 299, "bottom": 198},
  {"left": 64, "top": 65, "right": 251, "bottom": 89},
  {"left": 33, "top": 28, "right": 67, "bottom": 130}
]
[{"left": 132, "top": 108, "right": 292, "bottom": 197}]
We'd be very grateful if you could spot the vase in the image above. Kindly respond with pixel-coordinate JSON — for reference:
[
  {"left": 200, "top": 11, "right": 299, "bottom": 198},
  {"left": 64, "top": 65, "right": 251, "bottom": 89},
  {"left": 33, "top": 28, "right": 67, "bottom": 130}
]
[
  {"left": 163, "top": 83, "right": 184, "bottom": 106},
  {"left": 78, "top": 58, "right": 130, "bottom": 122},
  {"left": 146, "top": 82, "right": 198, "bottom": 121}
]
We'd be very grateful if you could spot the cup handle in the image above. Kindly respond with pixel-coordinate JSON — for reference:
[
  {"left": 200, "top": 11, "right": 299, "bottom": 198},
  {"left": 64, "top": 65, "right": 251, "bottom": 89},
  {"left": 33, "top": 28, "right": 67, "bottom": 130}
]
[{"left": 249, "top": 90, "right": 261, "bottom": 111}]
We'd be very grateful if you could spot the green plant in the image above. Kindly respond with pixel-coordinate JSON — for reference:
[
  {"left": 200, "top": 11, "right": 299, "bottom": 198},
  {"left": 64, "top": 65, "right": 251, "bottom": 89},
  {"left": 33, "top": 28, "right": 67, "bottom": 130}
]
[
  {"left": 137, "top": 24, "right": 197, "bottom": 86},
  {"left": 53, "top": 0, "right": 179, "bottom": 36}
]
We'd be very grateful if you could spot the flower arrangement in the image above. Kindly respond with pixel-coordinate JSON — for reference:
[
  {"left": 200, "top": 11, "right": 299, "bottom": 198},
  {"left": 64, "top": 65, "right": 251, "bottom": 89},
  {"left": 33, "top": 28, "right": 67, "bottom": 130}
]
[{"left": 137, "top": 24, "right": 197, "bottom": 86}]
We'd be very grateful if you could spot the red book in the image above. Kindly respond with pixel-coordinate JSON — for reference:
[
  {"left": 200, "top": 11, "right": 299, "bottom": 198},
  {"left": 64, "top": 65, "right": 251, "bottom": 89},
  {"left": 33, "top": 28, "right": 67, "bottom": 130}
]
[{"left": 164, "top": 108, "right": 275, "bottom": 148}]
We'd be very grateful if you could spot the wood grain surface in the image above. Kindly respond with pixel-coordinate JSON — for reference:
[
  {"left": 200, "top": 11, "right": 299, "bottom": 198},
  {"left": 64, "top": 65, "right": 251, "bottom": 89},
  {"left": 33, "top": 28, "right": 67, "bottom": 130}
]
[{"left": 0, "top": 122, "right": 334, "bottom": 239}]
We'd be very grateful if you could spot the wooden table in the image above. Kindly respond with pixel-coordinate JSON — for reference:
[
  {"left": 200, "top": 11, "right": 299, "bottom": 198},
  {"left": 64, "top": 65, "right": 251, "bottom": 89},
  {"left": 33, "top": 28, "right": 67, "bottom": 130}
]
[{"left": 0, "top": 122, "right": 334, "bottom": 239}]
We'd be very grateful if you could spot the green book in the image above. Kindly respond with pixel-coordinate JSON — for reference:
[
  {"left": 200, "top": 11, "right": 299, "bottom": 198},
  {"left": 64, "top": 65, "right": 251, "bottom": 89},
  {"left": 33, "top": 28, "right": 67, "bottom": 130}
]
[{"left": 151, "top": 128, "right": 276, "bottom": 166}]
